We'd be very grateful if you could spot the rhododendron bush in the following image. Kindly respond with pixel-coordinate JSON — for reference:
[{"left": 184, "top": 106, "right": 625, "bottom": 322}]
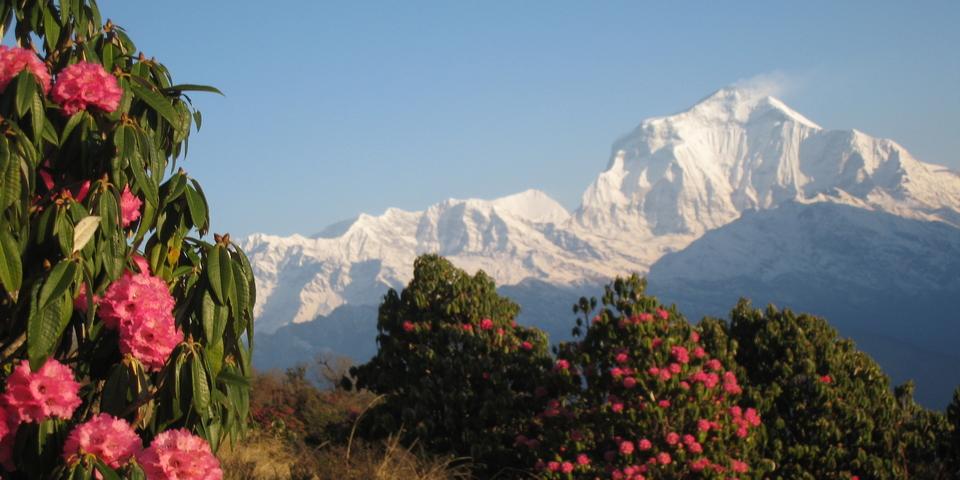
[
  {"left": 0, "top": 1, "right": 254, "bottom": 478},
  {"left": 523, "top": 276, "right": 768, "bottom": 479},
  {"left": 350, "top": 255, "right": 555, "bottom": 476}
]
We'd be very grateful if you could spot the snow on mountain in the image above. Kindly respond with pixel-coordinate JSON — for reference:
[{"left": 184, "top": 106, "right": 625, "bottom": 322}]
[{"left": 240, "top": 87, "right": 960, "bottom": 334}]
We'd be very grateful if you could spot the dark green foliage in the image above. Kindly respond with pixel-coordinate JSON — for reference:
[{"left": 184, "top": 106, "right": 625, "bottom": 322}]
[
  {"left": 350, "top": 254, "right": 553, "bottom": 476},
  {"left": 945, "top": 388, "right": 960, "bottom": 477},
  {"left": 0, "top": 1, "right": 252, "bottom": 477},
  {"left": 703, "top": 300, "right": 939, "bottom": 479}
]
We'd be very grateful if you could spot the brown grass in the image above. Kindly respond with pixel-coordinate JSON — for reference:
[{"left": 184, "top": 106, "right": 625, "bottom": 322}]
[{"left": 219, "top": 431, "right": 472, "bottom": 480}]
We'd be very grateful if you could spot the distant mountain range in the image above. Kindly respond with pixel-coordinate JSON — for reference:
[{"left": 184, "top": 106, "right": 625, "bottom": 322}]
[{"left": 242, "top": 87, "right": 960, "bottom": 407}]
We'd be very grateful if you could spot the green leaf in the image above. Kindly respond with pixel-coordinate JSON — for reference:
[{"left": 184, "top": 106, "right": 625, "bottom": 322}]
[
  {"left": 42, "top": 7, "right": 60, "bottom": 54},
  {"left": 206, "top": 340, "right": 224, "bottom": 380},
  {"left": 38, "top": 260, "right": 78, "bottom": 311},
  {"left": 31, "top": 91, "right": 44, "bottom": 145},
  {"left": 55, "top": 209, "right": 75, "bottom": 255},
  {"left": 60, "top": 111, "right": 86, "bottom": 147},
  {"left": 93, "top": 459, "right": 121, "bottom": 480},
  {"left": 163, "top": 84, "right": 224, "bottom": 96},
  {"left": 15, "top": 71, "right": 35, "bottom": 116},
  {"left": 217, "top": 369, "right": 250, "bottom": 388},
  {"left": 191, "top": 353, "right": 211, "bottom": 415},
  {"left": 27, "top": 290, "right": 71, "bottom": 369},
  {"left": 0, "top": 228, "right": 22, "bottom": 293},
  {"left": 72, "top": 216, "right": 100, "bottom": 253},
  {"left": 130, "top": 80, "right": 181, "bottom": 130},
  {"left": 184, "top": 185, "right": 207, "bottom": 231},
  {"left": 206, "top": 245, "right": 224, "bottom": 304},
  {"left": 0, "top": 139, "right": 17, "bottom": 211}
]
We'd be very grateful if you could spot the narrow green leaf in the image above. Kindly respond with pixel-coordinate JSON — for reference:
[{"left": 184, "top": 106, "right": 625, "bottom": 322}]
[
  {"left": 39, "top": 261, "right": 78, "bottom": 310},
  {"left": 93, "top": 459, "right": 121, "bottom": 480},
  {"left": 42, "top": 7, "right": 60, "bottom": 52},
  {"left": 191, "top": 354, "right": 210, "bottom": 414},
  {"left": 31, "top": 91, "right": 44, "bottom": 145},
  {"left": 15, "top": 71, "right": 35, "bottom": 116},
  {"left": 130, "top": 80, "right": 181, "bottom": 129},
  {"left": 27, "top": 291, "right": 70, "bottom": 369},
  {"left": 71, "top": 216, "right": 100, "bottom": 253},
  {"left": 206, "top": 245, "right": 224, "bottom": 304},
  {"left": 218, "top": 247, "right": 237, "bottom": 309},
  {"left": 0, "top": 228, "right": 22, "bottom": 293},
  {"left": 60, "top": 111, "right": 86, "bottom": 147},
  {"left": 55, "top": 210, "right": 74, "bottom": 255},
  {"left": 100, "top": 364, "right": 130, "bottom": 416},
  {"left": 163, "top": 84, "right": 224, "bottom": 96},
  {"left": 206, "top": 340, "right": 223, "bottom": 380},
  {"left": 184, "top": 185, "right": 207, "bottom": 231}
]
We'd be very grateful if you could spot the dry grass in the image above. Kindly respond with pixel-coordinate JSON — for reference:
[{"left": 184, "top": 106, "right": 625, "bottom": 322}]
[{"left": 219, "top": 431, "right": 473, "bottom": 480}]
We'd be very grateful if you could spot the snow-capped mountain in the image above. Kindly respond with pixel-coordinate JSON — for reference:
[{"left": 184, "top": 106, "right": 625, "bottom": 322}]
[{"left": 240, "top": 87, "right": 960, "bottom": 335}]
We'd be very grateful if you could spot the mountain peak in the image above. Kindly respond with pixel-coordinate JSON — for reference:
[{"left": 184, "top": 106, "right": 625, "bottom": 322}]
[{"left": 682, "top": 87, "right": 821, "bottom": 129}]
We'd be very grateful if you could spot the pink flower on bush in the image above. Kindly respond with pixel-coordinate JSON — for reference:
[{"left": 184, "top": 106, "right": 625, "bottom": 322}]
[
  {"left": 730, "top": 459, "right": 749, "bottom": 473},
  {"left": 638, "top": 438, "right": 652, "bottom": 451},
  {"left": 819, "top": 374, "right": 832, "bottom": 384},
  {"left": 555, "top": 359, "right": 570, "bottom": 371},
  {"left": 120, "top": 185, "right": 143, "bottom": 227},
  {"left": 576, "top": 453, "right": 590, "bottom": 466},
  {"left": 98, "top": 268, "right": 182, "bottom": 371},
  {"left": 561, "top": 461, "right": 574, "bottom": 473},
  {"left": 619, "top": 440, "right": 634, "bottom": 456},
  {"left": 657, "top": 452, "right": 672, "bottom": 465},
  {"left": 51, "top": 62, "right": 122, "bottom": 115},
  {"left": 670, "top": 346, "right": 689, "bottom": 364},
  {"left": 0, "top": 45, "right": 51, "bottom": 93},
  {"left": 521, "top": 341, "right": 533, "bottom": 351},
  {"left": 120, "top": 314, "right": 185, "bottom": 371},
  {"left": 615, "top": 352, "right": 629, "bottom": 364},
  {"left": 656, "top": 308, "right": 669, "bottom": 320},
  {"left": 479, "top": 318, "right": 494, "bottom": 330},
  {"left": 2, "top": 359, "right": 81, "bottom": 423},
  {"left": 137, "top": 429, "right": 222, "bottom": 480},
  {"left": 402, "top": 321, "right": 415, "bottom": 332},
  {"left": 666, "top": 432, "right": 679, "bottom": 445},
  {"left": 63, "top": 413, "right": 142, "bottom": 469},
  {"left": 623, "top": 377, "right": 637, "bottom": 389}
]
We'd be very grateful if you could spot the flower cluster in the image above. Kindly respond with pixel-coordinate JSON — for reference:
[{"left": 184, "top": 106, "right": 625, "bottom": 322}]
[
  {"left": 137, "top": 429, "right": 223, "bottom": 480},
  {"left": 1, "top": 359, "right": 81, "bottom": 423},
  {"left": 120, "top": 185, "right": 144, "bottom": 227},
  {"left": 0, "top": 46, "right": 51, "bottom": 93},
  {"left": 51, "top": 62, "right": 122, "bottom": 115},
  {"left": 63, "top": 414, "right": 141, "bottom": 469},
  {"left": 98, "top": 266, "right": 183, "bottom": 371},
  {"left": 525, "top": 276, "right": 763, "bottom": 479}
]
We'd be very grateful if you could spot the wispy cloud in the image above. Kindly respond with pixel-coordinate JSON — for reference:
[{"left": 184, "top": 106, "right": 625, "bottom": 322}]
[{"left": 731, "top": 71, "right": 797, "bottom": 100}]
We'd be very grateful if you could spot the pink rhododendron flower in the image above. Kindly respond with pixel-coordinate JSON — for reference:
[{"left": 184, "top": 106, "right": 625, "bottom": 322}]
[
  {"left": 615, "top": 352, "right": 629, "bottom": 364},
  {"left": 623, "top": 377, "right": 637, "bottom": 389},
  {"left": 555, "top": 359, "right": 570, "bottom": 371},
  {"left": 479, "top": 318, "right": 494, "bottom": 330},
  {"left": 547, "top": 461, "right": 560, "bottom": 472},
  {"left": 670, "top": 346, "right": 689, "bottom": 364},
  {"left": 576, "top": 453, "right": 590, "bottom": 466},
  {"left": 619, "top": 440, "right": 634, "bottom": 456},
  {"left": 561, "top": 461, "right": 574, "bottom": 473},
  {"left": 98, "top": 268, "right": 182, "bottom": 370},
  {"left": 697, "top": 419, "right": 711, "bottom": 432},
  {"left": 657, "top": 452, "right": 672, "bottom": 465},
  {"left": 666, "top": 432, "right": 679, "bottom": 445},
  {"left": 520, "top": 341, "right": 533, "bottom": 351},
  {"left": 52, "top": 62, "right": 122, "bottom": 115},
  {"left": 63, "top": 413, "right": 141, "bottom": 469},
  {"left": 638, "top": 438, "right": 652, "bottom": 451},
  {"left": 120, "top": 314, "right": 184, "bottom": 371},
  {"left": 402, "top": 321, "right": 415, "bottom": 332},
  {"left": 0, "top": 45, "right": 51, "bottom": 93},
  {"left": 137, "top": 429, "right": 222, "bottom": 480},
  {"left": 461, "top": 323, "right": 473, "bottom": 333},
  {"left": 723, "top": 371, "right": 742, "bottom": 394},
  {"left": 693, "top": 346, "right": 706, "bottom": 358},
  {"left": 2, "top": 359, "right": 81, "bottom": 423},
  {"left": 819, "top": 374, "right": 832, "bottom": 384},
  {"left": 730, "top": 459, "right": 748, "bottom": 473},
  {"left": 120, "top": 185, "right": 143, "bottom": 227}
]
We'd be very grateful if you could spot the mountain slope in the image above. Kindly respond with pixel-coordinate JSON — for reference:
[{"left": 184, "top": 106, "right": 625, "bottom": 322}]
[{"left": 647, "top": 202, "right": 960, "bottom": 407}]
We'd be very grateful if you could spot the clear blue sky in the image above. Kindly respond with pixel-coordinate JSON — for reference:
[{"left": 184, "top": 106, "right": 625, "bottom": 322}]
[{"left": 92, "top": 1, "right": 960, "bottom": 237}]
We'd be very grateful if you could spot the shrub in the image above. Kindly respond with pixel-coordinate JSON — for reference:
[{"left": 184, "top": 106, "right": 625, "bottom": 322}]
[
  {"left": 700, "top": 300, "right": 924, "bottom": 479},
  {"left": 524, "top": 275, "right": 767, "bottom": 479},
  {"left": 350, "top": 254, "right": 553, "bottom": 476},
  {"left": 0, "top": 1, "right": 254, "bottom": 477}
]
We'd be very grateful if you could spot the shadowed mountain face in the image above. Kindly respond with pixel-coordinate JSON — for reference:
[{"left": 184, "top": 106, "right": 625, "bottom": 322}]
[{"left": 648, "top": 202, "right": 960, "bottom": 408}]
